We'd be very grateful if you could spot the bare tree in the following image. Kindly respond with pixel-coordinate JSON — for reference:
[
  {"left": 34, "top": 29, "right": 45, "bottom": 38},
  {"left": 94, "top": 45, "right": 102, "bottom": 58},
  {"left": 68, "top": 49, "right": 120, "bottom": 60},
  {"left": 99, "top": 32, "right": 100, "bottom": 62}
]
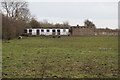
[
  {"left": 84, "top": 19, "right": 95, "bottom": 27},
  {"left": 63, "top": 21, "right": 70, "bottom": 27},
  {"left": 1, "top": 0, "right": 31, "bottom": 22},
  {"left": 29, "top": 18, "right": 40, "bottom": 28}
]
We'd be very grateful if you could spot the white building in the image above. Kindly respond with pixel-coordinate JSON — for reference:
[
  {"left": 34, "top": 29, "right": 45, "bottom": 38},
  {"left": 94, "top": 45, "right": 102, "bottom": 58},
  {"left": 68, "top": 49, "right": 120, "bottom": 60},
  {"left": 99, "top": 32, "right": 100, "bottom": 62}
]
[{"left": 24, "top": 27, "right": 70, "bottom": 36}]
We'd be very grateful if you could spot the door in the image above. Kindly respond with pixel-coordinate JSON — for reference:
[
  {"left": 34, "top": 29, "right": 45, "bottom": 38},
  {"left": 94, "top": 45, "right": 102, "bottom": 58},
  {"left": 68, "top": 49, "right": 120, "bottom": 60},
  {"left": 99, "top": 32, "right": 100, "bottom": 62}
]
[
  {"left": 52, "top": 29, "right": 56, "bottom": 35},
  {"left": 37, "top": 30, "right": 39, "bottom": 35},
  {"left": 57, "top": 29, "right": 60, "bottom": 35}
]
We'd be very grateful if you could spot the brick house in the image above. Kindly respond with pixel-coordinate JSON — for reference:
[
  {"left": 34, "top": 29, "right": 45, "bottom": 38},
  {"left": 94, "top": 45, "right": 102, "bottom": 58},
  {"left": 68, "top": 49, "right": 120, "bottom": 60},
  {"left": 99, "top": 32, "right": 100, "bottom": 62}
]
[{"left": 70, "top": 20, "right": 96, "bottom": 36}]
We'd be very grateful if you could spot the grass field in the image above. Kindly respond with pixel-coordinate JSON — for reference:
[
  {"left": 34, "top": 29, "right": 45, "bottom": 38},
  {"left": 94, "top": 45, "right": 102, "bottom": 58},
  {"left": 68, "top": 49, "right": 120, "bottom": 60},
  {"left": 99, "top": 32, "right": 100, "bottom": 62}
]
[{"left": 2, "top": 36, "right": 118, "bottom": 78}]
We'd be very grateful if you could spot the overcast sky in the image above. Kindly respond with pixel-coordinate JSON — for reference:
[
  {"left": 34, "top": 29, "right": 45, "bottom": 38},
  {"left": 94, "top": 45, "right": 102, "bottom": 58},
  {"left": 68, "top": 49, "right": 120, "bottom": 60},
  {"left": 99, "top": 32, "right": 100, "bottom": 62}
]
[
  {"left": 28, "top": 1, "right": 118, "bottom": 29},
  {"left": 1, "top": 0, "right": 118, "bottom": 29}
]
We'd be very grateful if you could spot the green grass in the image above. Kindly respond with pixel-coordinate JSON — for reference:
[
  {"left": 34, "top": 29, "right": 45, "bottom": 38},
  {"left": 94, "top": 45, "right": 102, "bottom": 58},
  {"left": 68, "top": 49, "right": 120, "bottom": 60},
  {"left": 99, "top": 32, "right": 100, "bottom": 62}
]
[{"left": 2, "top": 36, "right": 118, "bottom": 78}]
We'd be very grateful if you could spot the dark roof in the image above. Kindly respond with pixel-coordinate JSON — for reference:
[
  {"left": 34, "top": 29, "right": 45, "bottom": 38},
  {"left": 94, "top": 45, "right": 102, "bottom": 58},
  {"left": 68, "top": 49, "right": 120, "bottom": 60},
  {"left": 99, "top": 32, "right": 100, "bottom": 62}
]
[{"left": 25, "top": 27, "right": 69, "bottom": 29}]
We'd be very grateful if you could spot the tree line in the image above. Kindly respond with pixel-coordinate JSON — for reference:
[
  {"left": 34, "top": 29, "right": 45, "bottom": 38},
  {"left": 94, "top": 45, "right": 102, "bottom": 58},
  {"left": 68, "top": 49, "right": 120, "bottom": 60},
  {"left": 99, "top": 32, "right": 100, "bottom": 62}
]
[
  {"left": 30, "top": 18, "right": 70, "bottom": 28},
  {"left": 1, "top": 0, "right": 70, "bottom": 40},
  {"left": 1, "top": 0, "right": 30, "bottom": 40}
]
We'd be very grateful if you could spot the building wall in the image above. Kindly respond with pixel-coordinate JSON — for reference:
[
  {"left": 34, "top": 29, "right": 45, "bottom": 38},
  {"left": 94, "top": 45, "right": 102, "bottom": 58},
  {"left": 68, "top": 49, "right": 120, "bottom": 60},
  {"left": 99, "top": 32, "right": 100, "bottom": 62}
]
[
  {"left": 32, "top": 29, "right": 37, "bottom": 35},
  {"left": 25, "top": 28, "right": 69, "bottom": 36},
  {"left": 71, "top": 26, "right": 96, "bottom": 36},
  {"left": 24, "top": 27, "right": 118, "bottom": 36},
  {"left": 95, "top": 29, "right": 118, "bottom": 36}
]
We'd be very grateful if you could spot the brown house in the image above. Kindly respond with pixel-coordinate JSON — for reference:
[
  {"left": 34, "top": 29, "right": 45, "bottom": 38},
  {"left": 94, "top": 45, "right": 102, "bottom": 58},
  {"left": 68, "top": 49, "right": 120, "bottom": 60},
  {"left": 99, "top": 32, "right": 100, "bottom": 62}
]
[
  {"left": 70, "top": 20, "right": 118, "bottom": 36},
  {"left": 70, "top": 20, "right": 96, "bottom": 36}
]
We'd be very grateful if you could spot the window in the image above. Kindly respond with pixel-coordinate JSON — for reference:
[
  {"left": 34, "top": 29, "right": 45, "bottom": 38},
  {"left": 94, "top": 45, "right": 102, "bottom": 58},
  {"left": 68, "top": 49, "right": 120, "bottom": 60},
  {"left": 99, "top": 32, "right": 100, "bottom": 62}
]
[
  {"left": 37, "top": 30, "right": 39, "bottom": 35},
  {"left": 52, "top": 30, "right": 55, "bottom": 32},
  {"left": 41, "top": 29, "right": 44, "bottom": 32},
  {"left": 47, "top": 29, "right": 49, "bottom": 32},
  {"left": 24, "top": 29, "right": 27, "bottom": 33},
  {"left": 63, "top": 29, "right": 66, "bottom": 32},
  {"left": 29, "top": 29, "right": 32, "bottom": 33},
  {"left": 57, "top": 30, "right": 60, "bottom": 32}
]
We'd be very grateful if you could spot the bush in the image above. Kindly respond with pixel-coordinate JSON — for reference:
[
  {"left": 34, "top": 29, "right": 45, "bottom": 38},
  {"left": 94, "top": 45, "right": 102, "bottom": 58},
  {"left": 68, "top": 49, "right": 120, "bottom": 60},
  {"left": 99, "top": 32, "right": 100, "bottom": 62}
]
[{"left": 2, "top": 15, "right": 29, "bottom": 40}]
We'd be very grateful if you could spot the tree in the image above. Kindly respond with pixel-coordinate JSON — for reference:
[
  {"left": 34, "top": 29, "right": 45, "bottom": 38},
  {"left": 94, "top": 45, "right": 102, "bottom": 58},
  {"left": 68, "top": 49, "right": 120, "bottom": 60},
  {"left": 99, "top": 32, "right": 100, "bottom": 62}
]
[
  {"left": 84, "top": 20, "right": 95, "bottom": 27},
  {"left": 54, "top": 21, "right": 70, "bottom": 28},
  {"left": 1, "top": 0, "right": 31, "bottom": 22},
  {"left": 2, "top": 15, "right": 29, "bottom": 40},
  {"left": 29, "top": 18, "right": 40, "bottom": 28},
  {"left": 62, "top": 21, "right": 70, "bottom": 27},
  {"left": 55, "top": 23, "right": 62, "bottom": 27}
]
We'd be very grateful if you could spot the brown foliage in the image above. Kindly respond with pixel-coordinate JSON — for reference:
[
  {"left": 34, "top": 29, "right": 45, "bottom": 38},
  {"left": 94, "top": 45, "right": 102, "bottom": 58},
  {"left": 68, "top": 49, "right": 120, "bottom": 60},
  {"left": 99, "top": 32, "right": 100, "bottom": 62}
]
[
  {"left": 29, "top": 19, "right": 70, "bottom": 28},
  {"left": 29, "top": 18, "right": 40, "bottom": 28},
  {"left": 2, "top": 15, "right": 29, "bottom": 40},
  {"left": 84, "top": 20, "right": 96, "bottom": 27}
]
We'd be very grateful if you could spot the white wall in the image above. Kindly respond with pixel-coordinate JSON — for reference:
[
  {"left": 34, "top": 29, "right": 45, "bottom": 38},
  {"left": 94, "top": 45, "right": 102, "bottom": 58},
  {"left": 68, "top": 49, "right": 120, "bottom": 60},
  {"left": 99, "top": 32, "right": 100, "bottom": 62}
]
[
  {"left": 32, "top": 29, "right": 37, "bottom": 35},
  {"left": 27, "top": 29, "right": 29, "bottom": 33},
  {"left": 40, "top": 29, "right": 53, "bottom": 35},
  {"left": 60, "top": 29, "right": 69, "bottom": 35},
  {"left": 27, "top": 28, "right": 69, "bottom": 36}
]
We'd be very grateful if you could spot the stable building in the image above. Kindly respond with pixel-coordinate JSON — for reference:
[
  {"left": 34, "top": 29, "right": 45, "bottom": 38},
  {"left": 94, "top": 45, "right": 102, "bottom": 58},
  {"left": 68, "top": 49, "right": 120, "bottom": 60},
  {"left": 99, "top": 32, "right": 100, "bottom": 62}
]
[{"left": 24, "top": 27, "right": 70, "bottom": 36}]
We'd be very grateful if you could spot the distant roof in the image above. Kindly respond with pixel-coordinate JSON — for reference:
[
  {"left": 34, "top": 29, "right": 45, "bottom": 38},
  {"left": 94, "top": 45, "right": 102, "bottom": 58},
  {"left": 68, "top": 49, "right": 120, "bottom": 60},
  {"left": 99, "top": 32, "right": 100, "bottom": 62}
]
[
  {"left": 70, "top": 26, "right": 85, "bottom": 27},
  {"left": 96, "top": 28, "right": 119, "bottom": 32},
  {"left": 25, "top": 27, "right": 69, "bottom": 29}
]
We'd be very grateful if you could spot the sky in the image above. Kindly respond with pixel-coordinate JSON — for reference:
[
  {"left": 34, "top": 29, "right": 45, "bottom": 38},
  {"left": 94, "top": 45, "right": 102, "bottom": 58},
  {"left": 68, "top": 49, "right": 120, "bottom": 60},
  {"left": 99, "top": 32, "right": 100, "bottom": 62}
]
[
  {"left": 27, "top": 0, "right": 119, "bottom": 2},
  {"left": 1, "top": 0, "right": 119, "bottom": 29},
  {"left": 28, "top": 1, "right": 118, "bottom": 29},
  {"left": 28, "top": 2, "right": 118, "bottom": 29}
]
